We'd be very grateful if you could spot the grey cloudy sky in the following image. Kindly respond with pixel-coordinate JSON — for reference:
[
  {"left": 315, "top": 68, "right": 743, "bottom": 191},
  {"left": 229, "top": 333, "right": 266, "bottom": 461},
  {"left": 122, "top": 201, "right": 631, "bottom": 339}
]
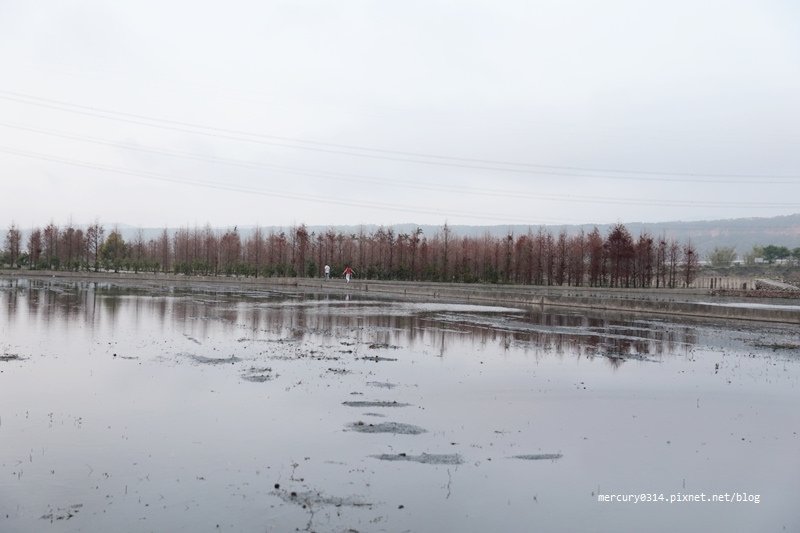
[{"left": 1, "top": 0, "right": 799, "bottom": 229}]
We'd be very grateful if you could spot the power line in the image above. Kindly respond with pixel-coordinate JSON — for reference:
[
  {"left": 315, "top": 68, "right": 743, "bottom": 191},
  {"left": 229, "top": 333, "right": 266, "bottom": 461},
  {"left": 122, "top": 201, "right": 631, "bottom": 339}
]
[
  {"left": 1, "top": 121, "right": 797, "bottom": 209},
  {"left": 0, "top": 145, "right": 576, "bottom": 225},
  {"left": 1, "top": 89, "right": 798, "bottom": 182}
]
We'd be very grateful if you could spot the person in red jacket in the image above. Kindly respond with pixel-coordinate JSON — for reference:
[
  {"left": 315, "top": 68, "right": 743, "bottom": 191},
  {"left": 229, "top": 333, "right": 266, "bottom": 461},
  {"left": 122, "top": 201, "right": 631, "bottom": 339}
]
[{"left": 342, "top": 265, "right": 354, "bottom": 283}]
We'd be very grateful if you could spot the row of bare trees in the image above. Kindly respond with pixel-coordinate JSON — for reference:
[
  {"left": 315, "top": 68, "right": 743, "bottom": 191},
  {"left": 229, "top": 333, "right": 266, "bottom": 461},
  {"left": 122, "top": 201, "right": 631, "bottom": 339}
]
[
  {"left": 2, "top": 222, "right": 699, "bottom": 287},
  {"left": 3, "top": 222, "right": 105, "bottom": 272}
]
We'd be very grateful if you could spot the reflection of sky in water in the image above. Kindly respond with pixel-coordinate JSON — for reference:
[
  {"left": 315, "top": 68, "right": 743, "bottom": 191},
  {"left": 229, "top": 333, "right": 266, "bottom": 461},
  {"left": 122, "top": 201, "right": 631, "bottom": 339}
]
[
  {"left": 2, "top": 279, "right": 707, "bottom": 359},
  {"left": 1, "top": 278, "right": 799, "bottom": 532}
]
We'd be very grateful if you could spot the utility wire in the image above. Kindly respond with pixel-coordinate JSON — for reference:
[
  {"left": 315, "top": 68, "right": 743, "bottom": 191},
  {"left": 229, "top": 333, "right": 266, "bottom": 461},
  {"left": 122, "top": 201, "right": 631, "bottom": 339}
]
[
  {"left": 1, "top": 122, "right": 797, "bottom": 208},
  {"left": 1, "top": 89, "right": 797, "bottom": 182},
  {"left": 0, "top": 145, "right": 576, "bottom": 224}
]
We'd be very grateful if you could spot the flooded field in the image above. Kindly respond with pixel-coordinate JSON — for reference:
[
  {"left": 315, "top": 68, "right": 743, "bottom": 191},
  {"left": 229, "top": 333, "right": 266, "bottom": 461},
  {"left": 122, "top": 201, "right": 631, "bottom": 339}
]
[{"left": 1, "top": 277, "right": 798, "bottom": 532}]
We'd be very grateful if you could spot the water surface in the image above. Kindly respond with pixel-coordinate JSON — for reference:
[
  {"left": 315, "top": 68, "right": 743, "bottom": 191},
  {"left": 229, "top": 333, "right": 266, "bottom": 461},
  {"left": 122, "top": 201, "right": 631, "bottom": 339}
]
[{"left": 1, "top": 278, "right": 798, "bottom": 532}]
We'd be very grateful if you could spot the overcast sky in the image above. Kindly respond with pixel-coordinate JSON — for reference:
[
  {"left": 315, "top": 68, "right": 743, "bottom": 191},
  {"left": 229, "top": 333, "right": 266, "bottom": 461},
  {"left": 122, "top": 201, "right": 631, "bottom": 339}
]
[{"left": 1, "top": 0, "right": 799, "bottom": 230}]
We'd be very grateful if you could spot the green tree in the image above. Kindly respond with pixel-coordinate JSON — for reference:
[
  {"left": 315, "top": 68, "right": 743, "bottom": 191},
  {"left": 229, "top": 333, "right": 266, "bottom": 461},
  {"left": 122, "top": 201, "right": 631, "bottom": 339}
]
[
  {"left": 86, "top": 222, "right": 105, "bottom": 272},
  {"left": 762, "top": 245, "right": 791, "bottom": 263},
  {"left": 743, "top": 245, "right": 763, "bottom": 266},
  {"left": 100, "top": 230, "right": 127, "bottom": 272},
  {"left": 707, "top": 246, "right": 737, "bottom": 267}
]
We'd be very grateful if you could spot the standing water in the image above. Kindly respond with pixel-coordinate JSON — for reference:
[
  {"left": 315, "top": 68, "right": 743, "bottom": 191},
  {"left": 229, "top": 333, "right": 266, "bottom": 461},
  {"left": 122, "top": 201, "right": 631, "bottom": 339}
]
[{"left": 0, "top": 278, "right": 798, "bottom": 532}]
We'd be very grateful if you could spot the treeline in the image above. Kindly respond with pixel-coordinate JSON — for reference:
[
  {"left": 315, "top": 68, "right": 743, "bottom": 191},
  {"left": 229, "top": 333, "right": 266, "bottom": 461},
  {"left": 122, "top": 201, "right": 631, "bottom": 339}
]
[
  {"left": 749, "top": 245, "right": 800, "bottom": 264},
  {"left": 707, "top": 245, "right": 800, "bottom": 267},
  {"left": 2, "top": 222, "right": 700, "bottom": 288}
]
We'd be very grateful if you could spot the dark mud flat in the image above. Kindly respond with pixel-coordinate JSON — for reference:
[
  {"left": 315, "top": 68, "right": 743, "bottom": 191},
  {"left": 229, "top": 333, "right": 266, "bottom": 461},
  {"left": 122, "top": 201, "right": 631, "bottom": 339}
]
[
  {"left": 182, "top": 353, "right": 242, "bottom": 365},
  {"left": 342, "top": 400, "right": 411, "bottom": 408},
  {"left": 272, "top": 488, "right": 372, "bottom": 508},
  {"left": 751, "top": 342, "right": 800, "bottom": 351},
  {"left": 366, "top": 380, "right": 398, "bottom": 388},
  {"left": 512, "top": 453, "right": 563, "bottom": 461},
  {"left": 40, "top": 503, "right": 83, "bottom": 522},
  {"left": 347, "top": 421, "right": 427, "bottom": 434},
  {"left": 360, "top": 355, "right": 398, "bottom": 362},
  {"left": 241, "top": 367, "right": 275, "bottom": 382},
  {"left": 598, "top": 352, "right": 661, "bottom": 363},
  {"left": 373, "top": 453, "right": 464, "bottom": 465},
  {"left": 1, "top": 277, "right": 799, "bottom": 533}
]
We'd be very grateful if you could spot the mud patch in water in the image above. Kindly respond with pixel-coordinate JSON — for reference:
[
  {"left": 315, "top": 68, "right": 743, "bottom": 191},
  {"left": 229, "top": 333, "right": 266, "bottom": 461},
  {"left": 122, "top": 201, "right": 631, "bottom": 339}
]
[
  {"left": 272, "top": 488, "right": 372, "bottom": 508},
  {"left": 183, "top": 353, "right": 242, "bottom": 365},
  {"left": 183, "top": 334, "right": 202, "bottom": 345},
  {"left": 41, "top": 503, "right": 83, "bottom": 522},
  {"left": 360, "top": 355, "right": 398, "bottom": 362},
  {"left": 241, "top": 367, "right": 275, "bottom": 382},
  {"left": 347, "top": 421, "right": 426, "bottom": 434},
  {"left": 752, "top": 342, "right": 800, "bottom": 351},
  {"left": 0, "top": 353, "right": 23, "bottom": 362},
  {"left": 366, "top": 381, "right": 398, "bottom": 389},
  {"left": 342, "top": 401, "right": 410, "bottom": 408},
  {"left": 236, "top": 337, "right": 272, "bottom": 343},
  {"left": 373, "top": 453, "right": 463, "bottom": 465},
  {"left": 597, "top": 352, "right": 660, "bottom": 363},
  {"left": 268, "top": 350, "right": 340, "bottom": 362},
  {"left": 512, "top": 454, "right": 563, "bottom": 461}
]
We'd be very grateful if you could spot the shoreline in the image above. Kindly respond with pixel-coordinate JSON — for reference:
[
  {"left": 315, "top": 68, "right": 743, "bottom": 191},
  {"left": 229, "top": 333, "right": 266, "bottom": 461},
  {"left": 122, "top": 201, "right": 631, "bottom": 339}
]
[{"left": 2, "top": 269, "right": 798, "bottom": 325}]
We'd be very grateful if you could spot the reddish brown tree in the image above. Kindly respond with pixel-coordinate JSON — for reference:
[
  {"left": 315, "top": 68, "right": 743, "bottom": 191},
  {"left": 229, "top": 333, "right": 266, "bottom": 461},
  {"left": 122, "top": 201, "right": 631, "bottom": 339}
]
[
  {"left": 587, "top": 227, "right": 604, "bottom": 287},
  {"left": 219, "top": 228, "right": 242, "bottom": 276},
  {"left": 5, "top": 223, "right": 21, "bottom": 267},
  {"left": 409, "top": 227, "right": 422, "bottom": 280},
  {"left": 503, "top": 232, "right": 514, "bottom": 283},
  {"left": 634, "top": 232, "right": 654, "bottom": 288},
  {"left": 654, "top": 236, "right": 667, "bottom": 288},
  {"left": 43, "top": 223, "right": 59, "bottom": 269},
  {"left": 159, "top": 229, "right": 171, "bottom": 273},
  {"left": 27, "top": 228, "right": 42, "bottom": 269},
  {"left": 554, "top": 230, "right": 568, "bottom": 286},
  {"left": 294, "top": 225, "right": 310, "bottom": 277},
  {"left": 567, "top": 231, "right": 586, "bottom": 286},
  {"left": 605, "top": 224, "right": 635, "bottom": 287},
  {"left": 682, "top": 242, "right": 699, "bottom": 287},
  {"left": 202, "top": 225, "right": 219, "bottom": 275},
  {"left": 667, "top": 239, "right": 681, "bottom": 288},
  {"left": 440, "top": 223, "right": 452, "bottom": 281}
]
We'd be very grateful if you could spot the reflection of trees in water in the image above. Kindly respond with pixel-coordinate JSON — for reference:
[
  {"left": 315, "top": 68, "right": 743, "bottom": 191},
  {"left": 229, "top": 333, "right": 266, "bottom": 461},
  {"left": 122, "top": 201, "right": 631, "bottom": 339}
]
[
  {"left": 514, "top": 311, "right": 700, "bottom": 360},
  {"left": 3, "top": 286, "right": 20, "bottom": 325},
  {"left": 2, "top": 284, "right": 700, "bottom": 361},
  {"left": 3, "top": 281, "right": 93, "bottom": 327},
  {"left": 99, "top": 292, "right": 121, "bottom": 320}
]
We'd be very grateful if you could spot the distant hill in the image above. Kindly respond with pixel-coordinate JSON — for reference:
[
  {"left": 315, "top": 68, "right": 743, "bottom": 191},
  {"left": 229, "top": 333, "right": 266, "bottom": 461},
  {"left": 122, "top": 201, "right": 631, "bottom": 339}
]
[{"left": 15, "top": 214, "right": 800, "bottom": 259}]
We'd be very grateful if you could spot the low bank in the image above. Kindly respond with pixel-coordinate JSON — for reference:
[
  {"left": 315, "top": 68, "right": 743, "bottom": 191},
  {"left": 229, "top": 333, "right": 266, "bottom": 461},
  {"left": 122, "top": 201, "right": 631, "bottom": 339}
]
[{"left": 2, "top": 270, "right": 798, "bottom": 325}]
